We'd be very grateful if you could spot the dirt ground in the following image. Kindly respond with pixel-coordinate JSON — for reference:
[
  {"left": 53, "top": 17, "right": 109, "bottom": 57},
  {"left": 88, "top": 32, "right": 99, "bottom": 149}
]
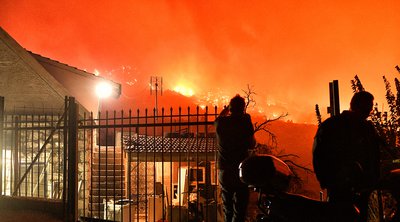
[
  {"left": 0, "top": 192, "right": 259, "bottom": 222},
  {"left": 0, "top": 209, "right": 62, "bottom": 222}
]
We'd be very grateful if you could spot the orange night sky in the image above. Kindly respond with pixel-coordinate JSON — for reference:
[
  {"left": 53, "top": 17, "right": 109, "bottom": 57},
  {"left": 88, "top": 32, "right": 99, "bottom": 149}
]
[{"left": 1, "top": 0, "right": 400, "bottom": 123}]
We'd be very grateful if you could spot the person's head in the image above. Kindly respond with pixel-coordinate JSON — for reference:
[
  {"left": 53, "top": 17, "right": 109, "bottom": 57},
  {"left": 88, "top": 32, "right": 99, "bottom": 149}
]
[
  {"left": 229, "top": 94, "right": 246, "bottom": 114},
  {"left": 350, "top": 91, "right": 374, "bottom": 119}
]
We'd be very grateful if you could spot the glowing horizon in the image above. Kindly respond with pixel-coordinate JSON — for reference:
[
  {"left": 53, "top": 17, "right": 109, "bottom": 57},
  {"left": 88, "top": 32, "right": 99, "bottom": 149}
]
[{"left": 1, "top": 1, "right": 400, "bottom": 123}]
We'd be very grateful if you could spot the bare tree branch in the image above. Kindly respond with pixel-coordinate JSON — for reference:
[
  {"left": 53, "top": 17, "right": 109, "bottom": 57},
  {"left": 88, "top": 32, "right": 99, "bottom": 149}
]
[
  {"left": 242, "top": 84, "right": 256, "bottom": 110},
  {"left": 283, "top": 160, "right": 314, "bottom": 174},
  {"left": 277, "top": 154, "right": 300, "bottom": 159},
  {"left": 253, "top": 113, "right": 288, "bottom": 146},
  {"left": 241, "top": 84, "right": 313, "bottom": 194}
]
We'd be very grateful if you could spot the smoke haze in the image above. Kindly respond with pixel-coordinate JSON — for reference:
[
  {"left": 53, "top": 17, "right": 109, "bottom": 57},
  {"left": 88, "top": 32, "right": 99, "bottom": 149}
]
[{"left": 1, "top": 0, "right": 400, "bottom": 122}]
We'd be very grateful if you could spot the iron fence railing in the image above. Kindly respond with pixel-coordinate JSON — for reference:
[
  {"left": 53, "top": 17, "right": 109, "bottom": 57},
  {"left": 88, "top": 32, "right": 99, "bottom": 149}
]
[
  {"left": 1, "top": 96, "right": 222, "bottom": 221},
  {"left": 79, "top": 107, "right": 221, "bottom": 222},
  {"left": 1, "top": 110, "right": 67, "bottom": 199},
  {"left": 0, "top": 97, "right": 79, "bottom": 221}
]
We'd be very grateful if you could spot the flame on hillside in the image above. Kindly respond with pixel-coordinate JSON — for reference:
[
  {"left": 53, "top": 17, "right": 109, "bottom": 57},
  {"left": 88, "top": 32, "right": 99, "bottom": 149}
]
[
  {"left": 173, "top": 85, "right": 194, "bottom": 97},
  {"left": 93, "top": 66, "right": 291, "bottom": 120}
]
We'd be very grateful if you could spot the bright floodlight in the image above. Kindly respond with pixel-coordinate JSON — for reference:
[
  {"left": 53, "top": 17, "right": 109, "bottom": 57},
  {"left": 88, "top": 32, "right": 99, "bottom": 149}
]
[{"left": 95, "top": 82, "right": 113, "bottom": 99}]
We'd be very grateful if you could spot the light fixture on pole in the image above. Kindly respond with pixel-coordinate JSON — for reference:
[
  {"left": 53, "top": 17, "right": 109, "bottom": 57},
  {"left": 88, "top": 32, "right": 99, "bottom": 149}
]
[
  {"left": 95, "top": 81, "right": 114, "bottom": 146},
  {"left": 95, "top": 82, "right": 113, "bottom": 99},
  {"left": 95, "top": 81, "right": 113, "bottom": 120}
]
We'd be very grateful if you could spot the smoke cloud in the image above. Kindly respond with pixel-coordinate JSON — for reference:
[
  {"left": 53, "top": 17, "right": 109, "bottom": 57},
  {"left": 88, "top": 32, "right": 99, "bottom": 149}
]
[{"left": 1, "top": 0, "right": 400, "bottom": 122}]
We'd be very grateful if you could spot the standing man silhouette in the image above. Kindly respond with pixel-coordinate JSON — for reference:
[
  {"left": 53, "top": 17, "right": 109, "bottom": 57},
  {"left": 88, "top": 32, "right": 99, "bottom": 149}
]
[
  {"left": 313, "top": 91, "right": 381, "bottom": 221},
  {"left": 215, "top": 95, "right": 256, "bottom": 222}
]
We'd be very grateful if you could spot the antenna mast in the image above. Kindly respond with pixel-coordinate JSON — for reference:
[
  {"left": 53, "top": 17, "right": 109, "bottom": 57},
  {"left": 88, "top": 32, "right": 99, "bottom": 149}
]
[{"left": 150, "top": 76, "right": 163, "bottom": 116}]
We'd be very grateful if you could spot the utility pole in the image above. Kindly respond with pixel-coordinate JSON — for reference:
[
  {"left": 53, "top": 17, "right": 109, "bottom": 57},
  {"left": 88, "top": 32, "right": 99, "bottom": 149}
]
[
  {"left": 150, "top": 76, "right": 163, "bottom": 116},
  {"left": 328, "top": 80, "right": 340, "bottom": 117}
]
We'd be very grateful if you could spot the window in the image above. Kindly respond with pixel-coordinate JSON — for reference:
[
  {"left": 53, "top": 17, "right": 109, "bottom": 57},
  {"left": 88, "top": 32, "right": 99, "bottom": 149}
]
[{"left": 188, "top": 167, "right": 205, "bottom": 184}]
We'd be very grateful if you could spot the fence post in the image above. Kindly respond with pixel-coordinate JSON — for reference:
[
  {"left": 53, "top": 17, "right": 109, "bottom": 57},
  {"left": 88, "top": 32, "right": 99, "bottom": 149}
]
[
  {"left": 0, "top": 96, "right": 4, "bottom": 195},
  {"left": 66, "top": 97, "right": 78, "bottom": 222}
]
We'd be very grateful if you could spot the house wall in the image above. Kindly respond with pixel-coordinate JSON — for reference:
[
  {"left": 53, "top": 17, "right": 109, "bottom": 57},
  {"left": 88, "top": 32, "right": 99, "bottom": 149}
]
[
  {"left": 0, "top": 28, "right": 120, "bottom": 115},
  {"left": 0, "top": 30, "right": 68, "bottom": 114}
]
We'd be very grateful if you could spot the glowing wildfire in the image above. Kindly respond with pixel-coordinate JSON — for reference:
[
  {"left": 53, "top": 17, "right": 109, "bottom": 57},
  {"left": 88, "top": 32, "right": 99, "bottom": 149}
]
[
  {"left": 93, "top": 66, "right": 291, "bottom": 121},
  {"left": 173, "top": 85, "right": 195, "bottom": 97}
]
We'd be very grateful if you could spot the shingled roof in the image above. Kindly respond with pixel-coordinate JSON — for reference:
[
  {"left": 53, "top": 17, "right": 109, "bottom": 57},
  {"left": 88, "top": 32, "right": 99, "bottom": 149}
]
[{"left": 124, "top": 134, "right": 217, "bottom": 161}]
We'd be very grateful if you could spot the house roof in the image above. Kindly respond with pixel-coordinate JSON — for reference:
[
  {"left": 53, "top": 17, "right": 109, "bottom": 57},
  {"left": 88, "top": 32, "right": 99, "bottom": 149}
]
[
  {"left": 30, "top": 52, "right": 120, "bottom": 90},
  {"left": 0, "top": 27, "right": 120, "bottom": 115},
  {"left": 124, "top": 134, "right": 218, "bottom": 162},
  {"left": 30, "top": 52, "right": 121, "bottom": 113}
]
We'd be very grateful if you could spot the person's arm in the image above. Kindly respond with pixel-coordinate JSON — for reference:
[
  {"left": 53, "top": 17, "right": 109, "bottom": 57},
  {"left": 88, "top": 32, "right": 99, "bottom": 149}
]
[
  {"left": 218, "top": 106, "right": 230, "bottom": 117},
  {"left": 214, "top": 106, "right": 229, "bottom": 132}
]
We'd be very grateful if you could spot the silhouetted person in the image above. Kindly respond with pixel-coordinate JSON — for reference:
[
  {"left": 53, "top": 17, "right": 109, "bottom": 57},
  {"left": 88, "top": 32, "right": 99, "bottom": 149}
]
[
  {"left": 313, "top": 91, "right": 381, "bottom": 221},
  {"left": 215, "top": 95, "right": 256, "bottom": 222}
]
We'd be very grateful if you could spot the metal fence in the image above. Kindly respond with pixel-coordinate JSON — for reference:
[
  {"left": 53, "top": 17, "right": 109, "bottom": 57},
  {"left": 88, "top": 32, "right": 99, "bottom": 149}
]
[
  {"left": 0, "top": 109, "right": 66, "bottom": 198},
  {"left": 0, "top": 97, "right": 222, "bottom": 222},
  {"left": 0, "top": 97, "right": 79, "bottom": 221}
]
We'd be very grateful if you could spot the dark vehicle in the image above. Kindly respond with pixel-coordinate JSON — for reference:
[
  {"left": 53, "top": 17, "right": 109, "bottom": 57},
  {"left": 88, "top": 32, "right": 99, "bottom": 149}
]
[{"left": 239, "top": 155, "right": 360, "bottom": 222}]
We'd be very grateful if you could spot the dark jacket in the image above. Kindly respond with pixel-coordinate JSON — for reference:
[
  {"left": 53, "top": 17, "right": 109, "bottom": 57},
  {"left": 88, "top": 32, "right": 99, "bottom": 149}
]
[
  {"left": 313, "top": 111, "right": 381, "bottom": 191},
  {"left": 215, "top": 113, "right": 255, "bottom": 170}
]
